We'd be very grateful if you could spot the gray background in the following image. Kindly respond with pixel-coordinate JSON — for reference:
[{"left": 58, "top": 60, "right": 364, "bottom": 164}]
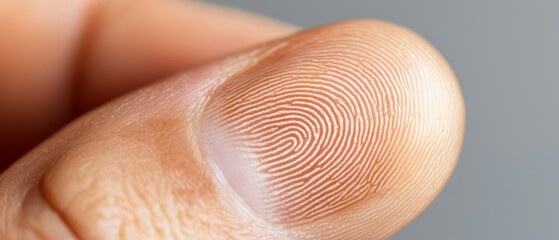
[{"left": 207, "top": 0, "right": 559, "bottom": 239}]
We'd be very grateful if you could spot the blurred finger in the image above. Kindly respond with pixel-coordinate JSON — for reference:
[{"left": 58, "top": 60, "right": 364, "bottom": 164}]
[{"left": 0, "top": 0, "right": 295, "bottom": 169}]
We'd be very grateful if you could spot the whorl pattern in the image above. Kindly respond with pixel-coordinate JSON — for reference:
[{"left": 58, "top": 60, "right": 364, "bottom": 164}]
[{"left": 203, "top": 27, "right": 419, "bottom": 224}]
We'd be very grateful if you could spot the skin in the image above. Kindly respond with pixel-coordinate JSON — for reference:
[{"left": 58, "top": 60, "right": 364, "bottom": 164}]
[{"left": 0, "top": 0, "right": 464, "bottom": 239}]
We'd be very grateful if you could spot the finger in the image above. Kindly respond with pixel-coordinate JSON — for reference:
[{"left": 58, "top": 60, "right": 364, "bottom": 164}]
[
  {"left": 77, "top": 0, "right": 298, "bottom": 110},
  {"left": 0, "top": 20, "right": 464, "bottom": 239},
  {"left": 0, "top": 0, "right": 295, "bottom": 169}
]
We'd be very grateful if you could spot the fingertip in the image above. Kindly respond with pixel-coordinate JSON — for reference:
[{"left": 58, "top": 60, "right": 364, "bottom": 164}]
[{"left": 202, "top": 19, "right": 464, "bottom": 239}]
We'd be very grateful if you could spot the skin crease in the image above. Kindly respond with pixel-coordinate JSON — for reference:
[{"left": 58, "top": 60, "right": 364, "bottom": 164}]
[{"left": 0, "top": 1, "right": 464, "bottom": 240}]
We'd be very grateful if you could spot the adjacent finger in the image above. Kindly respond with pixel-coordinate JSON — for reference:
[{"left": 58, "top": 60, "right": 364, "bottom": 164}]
[
  {"left": 0, "top": 20, "right": 464, "bottom": 239},
  {"left": 77, "top": 0, "right": 298, "bottom": 110}
]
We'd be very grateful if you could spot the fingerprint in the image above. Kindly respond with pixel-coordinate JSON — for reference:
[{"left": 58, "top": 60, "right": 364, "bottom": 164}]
[{"left": 202, "top": 26, "right": 420, "bottom": 224}]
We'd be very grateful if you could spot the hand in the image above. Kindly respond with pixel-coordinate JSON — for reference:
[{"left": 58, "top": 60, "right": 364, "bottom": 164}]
[{"left": 0, "top": 1, "right": 464, "bottom": 239}]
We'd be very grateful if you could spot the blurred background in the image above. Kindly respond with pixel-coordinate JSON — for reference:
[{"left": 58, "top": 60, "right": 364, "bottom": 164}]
[{"left": 207, "top": 1, "right": 559, "bottom": 239}]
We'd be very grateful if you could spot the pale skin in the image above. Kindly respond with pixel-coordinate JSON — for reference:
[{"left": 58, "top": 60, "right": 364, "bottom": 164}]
[{"left": 0, "top": 1, "right": 465, "bottom": 239}]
